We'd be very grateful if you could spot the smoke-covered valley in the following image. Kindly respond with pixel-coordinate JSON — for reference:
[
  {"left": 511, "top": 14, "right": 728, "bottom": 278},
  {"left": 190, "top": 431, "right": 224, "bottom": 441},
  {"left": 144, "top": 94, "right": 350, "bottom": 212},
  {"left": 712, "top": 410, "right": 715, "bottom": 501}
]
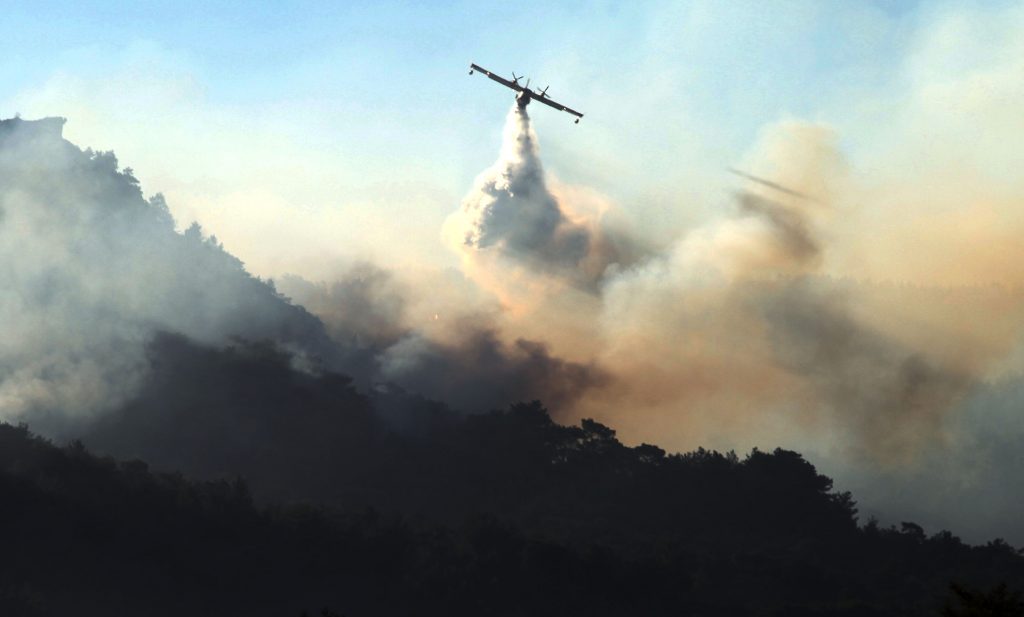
[{"left": 3, "top": 101, "right": 1024, "bottom": 550}]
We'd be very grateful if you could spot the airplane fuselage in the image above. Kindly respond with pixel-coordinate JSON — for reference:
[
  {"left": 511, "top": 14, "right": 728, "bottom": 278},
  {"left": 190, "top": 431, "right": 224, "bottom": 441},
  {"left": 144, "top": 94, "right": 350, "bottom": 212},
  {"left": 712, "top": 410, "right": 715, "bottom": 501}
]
[{"left": 516, "top": 89, "right": 532, "bottom": 108}]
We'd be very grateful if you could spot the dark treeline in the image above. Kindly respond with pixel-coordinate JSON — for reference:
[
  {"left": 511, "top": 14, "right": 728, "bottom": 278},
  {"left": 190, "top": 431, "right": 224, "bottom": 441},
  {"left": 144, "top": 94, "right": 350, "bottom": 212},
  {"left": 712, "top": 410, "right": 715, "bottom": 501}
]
[
  {"left": 80, "top": 332, "right": 863, "bottom": 549},
  {"left": 4, "top": 335, "right": 1023, "bottom": 616}
]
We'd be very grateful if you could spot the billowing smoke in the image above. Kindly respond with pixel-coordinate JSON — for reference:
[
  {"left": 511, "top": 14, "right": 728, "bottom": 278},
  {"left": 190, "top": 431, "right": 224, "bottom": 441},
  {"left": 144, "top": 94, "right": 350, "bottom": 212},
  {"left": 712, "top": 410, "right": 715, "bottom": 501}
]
[
  {"left": 0, "top": 116, "right": 600, "bottom": 428},
  {"left": 558, "top": 121, "right": 1007, "bottom": 466},
  {"left": 276, "top": 265, "right": 604, "bottom": 412},
  {"left": 438, "top": 114, "right": 1023, "bottom": 475},
  {"left": 445, "top": 105, "right": 644, "bottom": 291},
  {"left": 437, "top": 111, "right": 1024, "bottom": 541},
  {"left": 5, "top": 79, "right": 1024, "bottom": 546},
  {"left": 0, "top": 117, "right": 342, "bottom": 424},
  {"left": 378, "top": 328, "right": 604, "bottom": 412},
  {"left": 757, "top": 280, "right": 972, "bottom": 461}
]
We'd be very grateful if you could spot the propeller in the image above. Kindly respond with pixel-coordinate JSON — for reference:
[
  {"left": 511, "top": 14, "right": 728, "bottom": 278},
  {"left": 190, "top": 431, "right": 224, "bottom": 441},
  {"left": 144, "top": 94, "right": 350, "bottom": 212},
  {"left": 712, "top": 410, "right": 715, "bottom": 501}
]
[
  {"left": 511, "top": 71, "right": 521, "bottom": 84},
  {"left": 539, "top": 86, "right": 549, "bottom": 97},
  {"left": 525, "top": 78, "right": 531, "bottom": 90}
]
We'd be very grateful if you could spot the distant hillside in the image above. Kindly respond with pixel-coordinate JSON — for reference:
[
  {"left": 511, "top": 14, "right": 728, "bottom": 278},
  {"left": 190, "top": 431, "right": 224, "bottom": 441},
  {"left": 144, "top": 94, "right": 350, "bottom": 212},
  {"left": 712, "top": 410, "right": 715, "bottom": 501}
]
[
  {"left": 0, "top": 116, "right": 341, "bottom": 426},
  {"left": 0, "top": 116, "right": 600, "bottom": 425}
]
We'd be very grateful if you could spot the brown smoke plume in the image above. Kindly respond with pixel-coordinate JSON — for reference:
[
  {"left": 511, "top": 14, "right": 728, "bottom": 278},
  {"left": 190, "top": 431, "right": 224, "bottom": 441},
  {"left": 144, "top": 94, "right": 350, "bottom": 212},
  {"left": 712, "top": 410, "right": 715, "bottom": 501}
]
[{"left": 446, "top": 117, "right": 1024, "bottom": 466}]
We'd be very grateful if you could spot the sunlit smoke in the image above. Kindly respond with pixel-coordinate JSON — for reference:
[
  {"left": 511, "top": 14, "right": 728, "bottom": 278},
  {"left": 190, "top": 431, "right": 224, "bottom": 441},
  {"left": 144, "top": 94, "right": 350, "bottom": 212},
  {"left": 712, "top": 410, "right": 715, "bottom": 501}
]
[
  {"left": 583, "top": 121, "right": 1004, "bottom": 466},
  {"left": 445, "top": 105, "right": 643, "bottom": 298},
  {"left": 443, "top": 116, "right": 1022, "bottom": 469}
]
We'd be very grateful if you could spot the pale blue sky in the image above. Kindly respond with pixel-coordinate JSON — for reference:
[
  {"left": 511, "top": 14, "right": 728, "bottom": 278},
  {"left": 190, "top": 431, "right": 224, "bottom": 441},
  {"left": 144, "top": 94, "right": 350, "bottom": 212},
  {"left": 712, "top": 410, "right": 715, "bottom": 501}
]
[
  {"left": 0, "top": 0, "right": 1017, "bottom": 276},
  {"left": 0, "top": 1, "right": 923, "bottom": 142}
]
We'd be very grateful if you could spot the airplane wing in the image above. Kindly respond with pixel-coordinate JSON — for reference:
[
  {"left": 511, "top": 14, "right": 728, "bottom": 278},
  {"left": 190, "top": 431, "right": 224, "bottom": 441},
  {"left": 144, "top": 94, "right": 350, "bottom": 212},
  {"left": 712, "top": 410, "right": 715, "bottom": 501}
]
[
  {"left": 470, "top": 63, "right": 523, "bottom": 92},
  {"left": 531, "top": 94, "right": 584, "bottom": 120}
]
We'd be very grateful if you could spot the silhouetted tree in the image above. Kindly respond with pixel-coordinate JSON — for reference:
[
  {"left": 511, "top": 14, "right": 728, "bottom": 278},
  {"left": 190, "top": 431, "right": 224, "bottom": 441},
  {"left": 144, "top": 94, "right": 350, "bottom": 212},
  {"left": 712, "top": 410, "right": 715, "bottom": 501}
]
[{"left": 943, "top": 582, "right": 1024, "bottom": 617}]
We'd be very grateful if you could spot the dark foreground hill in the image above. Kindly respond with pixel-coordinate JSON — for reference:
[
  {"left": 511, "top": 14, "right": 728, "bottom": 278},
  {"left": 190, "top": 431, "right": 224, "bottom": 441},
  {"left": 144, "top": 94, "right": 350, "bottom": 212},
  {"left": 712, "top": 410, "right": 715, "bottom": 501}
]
[{"left": 5, "top": 378, "right": 1024, "bottom": 616}]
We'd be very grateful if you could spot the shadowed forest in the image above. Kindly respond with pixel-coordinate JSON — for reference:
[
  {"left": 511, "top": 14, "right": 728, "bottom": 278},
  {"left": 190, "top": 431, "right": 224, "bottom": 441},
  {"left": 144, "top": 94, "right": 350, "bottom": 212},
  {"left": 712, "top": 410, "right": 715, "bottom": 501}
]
[
  {"left": 3, "top": 404, "right": 1024, "bottom": 616},
  {"left": 2, "top": 115, "right": 1024, "bottom": 616}
]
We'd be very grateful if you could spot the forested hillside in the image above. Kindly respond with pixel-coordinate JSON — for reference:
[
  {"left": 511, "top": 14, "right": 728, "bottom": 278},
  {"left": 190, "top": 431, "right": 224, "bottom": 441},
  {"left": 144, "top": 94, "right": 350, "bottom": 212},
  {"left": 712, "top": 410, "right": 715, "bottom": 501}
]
[{"left": 3, "top": 411, "right": 1022, "bottom": 616}]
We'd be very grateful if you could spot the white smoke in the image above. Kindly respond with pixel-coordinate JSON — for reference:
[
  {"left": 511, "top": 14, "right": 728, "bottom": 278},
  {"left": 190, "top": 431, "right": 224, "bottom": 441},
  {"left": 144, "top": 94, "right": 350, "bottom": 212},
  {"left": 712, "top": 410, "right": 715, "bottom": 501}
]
[
  {"left": 0, "top": 117, "right": 336, "bottom": 423},
  {"left": 445, "top": 105, "right": 644, "bottom": 292}
]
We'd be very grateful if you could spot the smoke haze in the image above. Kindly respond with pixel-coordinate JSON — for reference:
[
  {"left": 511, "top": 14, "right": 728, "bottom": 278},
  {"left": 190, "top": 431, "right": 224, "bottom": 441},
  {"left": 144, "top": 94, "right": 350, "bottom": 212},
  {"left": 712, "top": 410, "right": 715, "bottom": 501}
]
[
  {"left": 0, "top": 117, "right": 340, "bottom": 424},
  {"left": 437, "top": 110, "right": 1024, "bottom": 543},
  {"left": 0, "top": 116, "right": 600, "bottom": 436},
  {"left": 4, "top": 36, "right": 1024, "bottom": 544},
  {"left": 439, "top": 114, "right": 990, "bottom": 466}
]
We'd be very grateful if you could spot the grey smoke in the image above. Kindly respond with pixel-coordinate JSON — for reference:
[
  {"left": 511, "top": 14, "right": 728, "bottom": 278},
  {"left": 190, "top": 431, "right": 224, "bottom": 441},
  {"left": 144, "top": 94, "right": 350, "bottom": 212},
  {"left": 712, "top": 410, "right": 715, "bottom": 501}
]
[
  {"left": 0, "top": 115, "right": 602, "bottom": 426},
  {"left": 276, "top": 266, "right": 408, "bottom": 386},
  {"left": 378, "top": 328, "right": 606, "bottom": 412},
  {"left": 0, "top": 117, "right": 341, "bottom": 424},
  {"left": 812, "top": 374, "right": 1024, "bottom": 545},
  {"left": 277, "top": 266, "right": 604, "bottom": 412},
  {"left": 757, "top": 279, "right": 972, "bottom": 461}
]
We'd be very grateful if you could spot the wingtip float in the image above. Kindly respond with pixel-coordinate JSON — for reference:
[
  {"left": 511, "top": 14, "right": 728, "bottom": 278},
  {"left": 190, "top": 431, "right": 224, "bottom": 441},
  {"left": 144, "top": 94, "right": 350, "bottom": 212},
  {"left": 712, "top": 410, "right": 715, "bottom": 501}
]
[{"left": 469, "top": 62, "right": 584, "bottom": 124}]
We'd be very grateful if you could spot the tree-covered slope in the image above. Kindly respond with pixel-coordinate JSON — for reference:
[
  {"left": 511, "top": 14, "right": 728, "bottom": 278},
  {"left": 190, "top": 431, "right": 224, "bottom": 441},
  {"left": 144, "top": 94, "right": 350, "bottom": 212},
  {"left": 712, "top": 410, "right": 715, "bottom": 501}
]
[{"left": 4, "top": 405, "right": 1023, "bottom": 617}]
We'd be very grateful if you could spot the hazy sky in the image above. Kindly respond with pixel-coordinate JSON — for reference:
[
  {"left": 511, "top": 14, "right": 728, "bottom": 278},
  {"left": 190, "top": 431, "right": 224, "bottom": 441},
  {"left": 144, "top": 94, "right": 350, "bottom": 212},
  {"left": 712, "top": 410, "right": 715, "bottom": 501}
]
[{"left": 7, "top": 0, "right": 1014, "bottom": 280}]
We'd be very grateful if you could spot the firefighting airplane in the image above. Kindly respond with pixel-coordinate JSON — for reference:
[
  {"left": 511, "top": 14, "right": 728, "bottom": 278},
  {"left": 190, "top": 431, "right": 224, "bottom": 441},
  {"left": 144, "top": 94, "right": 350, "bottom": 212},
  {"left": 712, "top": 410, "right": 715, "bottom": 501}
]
[{"left": 469, "top": 63, "right": 584, "bottom": 124}]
